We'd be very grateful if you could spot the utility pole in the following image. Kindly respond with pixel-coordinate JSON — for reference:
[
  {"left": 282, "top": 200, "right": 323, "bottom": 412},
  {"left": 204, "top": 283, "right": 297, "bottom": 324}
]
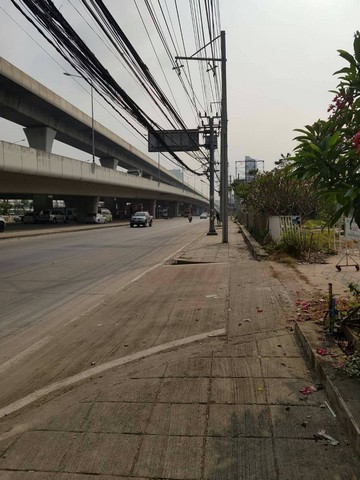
[
  {"left": 220, "top": 31, "right": 228, "bottom": 243},
  {"left": 175, "top": 30, "right": 228, "bottom": 243},
  {"left": 206, "top": 116, "right": 217, "bottom": 235}
]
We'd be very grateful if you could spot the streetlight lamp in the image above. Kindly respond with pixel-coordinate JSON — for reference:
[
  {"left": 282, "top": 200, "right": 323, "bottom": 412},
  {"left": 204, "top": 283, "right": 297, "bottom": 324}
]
[{"left": 63, "top": 72, "right": 95, "bottom": 163}]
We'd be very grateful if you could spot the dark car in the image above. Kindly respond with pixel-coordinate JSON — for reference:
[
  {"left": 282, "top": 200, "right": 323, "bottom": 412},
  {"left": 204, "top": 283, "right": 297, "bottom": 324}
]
[
  {"left": 0, "top": 216, "right": 5, "bottom": 232},
  {"left": 22, "top": 211, "right": 37, "bottom": 224},
  {"left": 130, "top": 211, "right": 153, "bottom": 227}
]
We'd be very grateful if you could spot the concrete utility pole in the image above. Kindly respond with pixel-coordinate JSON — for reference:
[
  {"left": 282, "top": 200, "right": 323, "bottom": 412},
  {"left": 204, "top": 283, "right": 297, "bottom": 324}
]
[
  {"left": 220, "top": 31, "right": 228, "bottom": 243},
  {"left": 175, "top": 30, "right": 228, "bottom": 243},
  {"left": 207, "top": 116, "right": 217, "bottom": 236}
]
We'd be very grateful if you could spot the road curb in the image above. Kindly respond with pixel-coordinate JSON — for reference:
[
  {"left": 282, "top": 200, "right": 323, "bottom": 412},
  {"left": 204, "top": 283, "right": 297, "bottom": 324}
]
[
  {"left": 0, "top": 222, "right": 128, "bottom": 240},
  {"left": 237, "top": 223, "right": 268, "bottom": 260},
  {"left": 295, "top": 321, "right": 360, "bottom": 454}
]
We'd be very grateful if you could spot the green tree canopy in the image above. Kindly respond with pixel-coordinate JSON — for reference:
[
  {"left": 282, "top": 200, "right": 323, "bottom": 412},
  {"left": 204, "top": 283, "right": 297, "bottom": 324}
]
[
  {"left": 232, "top": 163, "right": 320, "bottom": 220},
  {"left": 291, "top": 32, "right": 360, "bottom": 226}
]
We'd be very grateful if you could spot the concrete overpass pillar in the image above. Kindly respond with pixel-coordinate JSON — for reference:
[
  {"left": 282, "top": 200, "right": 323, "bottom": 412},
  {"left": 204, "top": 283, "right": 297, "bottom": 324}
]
[
  {"left": 173, "top": 201, "right": 180, "bottom": 217},
  {"left": 150, "top": 200, "right": 156, "bottom": 217},
  {"left": 24, "top": 126, "right": 57, "bottom": 153},
  {"left": 100, "top": 157, "right": 118, "bottom": 170},
  {"left": 33, "top": 194, "right": 53, "bottom": 212},
  {"left": 102, "top": 197, "right": 118, "bottom": 218},
  {"left": 67, "top": 196, "right": 99, "bottom": 223}
]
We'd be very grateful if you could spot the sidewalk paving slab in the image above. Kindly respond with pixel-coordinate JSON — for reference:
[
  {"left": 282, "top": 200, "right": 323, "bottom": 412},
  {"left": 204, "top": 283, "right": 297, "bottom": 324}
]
[{"left": 0, "top": 221, "right": 359, "bottom": 479}]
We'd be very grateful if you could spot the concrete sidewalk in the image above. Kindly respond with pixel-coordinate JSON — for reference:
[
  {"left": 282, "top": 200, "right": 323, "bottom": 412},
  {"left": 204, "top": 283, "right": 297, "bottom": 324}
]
[{"left": 0, "top": 222, "right": 359, "bottom": 479}]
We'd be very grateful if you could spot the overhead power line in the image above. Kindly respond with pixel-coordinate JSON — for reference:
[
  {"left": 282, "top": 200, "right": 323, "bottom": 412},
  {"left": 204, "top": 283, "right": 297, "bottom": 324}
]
[{"left": 10, "top": 0, "right": 204, "bottom": 175}]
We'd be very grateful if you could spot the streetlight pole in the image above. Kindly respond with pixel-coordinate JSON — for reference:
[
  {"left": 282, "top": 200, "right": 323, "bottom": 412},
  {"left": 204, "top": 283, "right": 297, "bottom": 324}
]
[
  {"left": 90, "top": 79, "right": 95, "bottom": 164},
  {"left": 63, "top": 72, "right": 95, "bottom": 164}
]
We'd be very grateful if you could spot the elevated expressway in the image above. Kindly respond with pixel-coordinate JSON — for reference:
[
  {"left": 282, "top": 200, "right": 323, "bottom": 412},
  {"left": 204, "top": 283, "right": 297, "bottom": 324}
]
[{"left": 0, "top": 57, "right": 208, "bottom": 217}]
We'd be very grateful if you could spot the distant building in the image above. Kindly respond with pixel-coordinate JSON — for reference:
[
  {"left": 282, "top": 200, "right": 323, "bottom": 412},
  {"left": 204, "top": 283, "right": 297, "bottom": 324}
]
[
  {"left": 235, "top": 156, "right": 264, "bottom": 183},
  {"left": 245, "top": 156, "right": 257, "bottom": 182}
]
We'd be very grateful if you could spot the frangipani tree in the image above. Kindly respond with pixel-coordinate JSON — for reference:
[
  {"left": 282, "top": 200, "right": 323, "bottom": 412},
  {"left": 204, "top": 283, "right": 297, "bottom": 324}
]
[
  {"left": 232, "top": 163, "right": 320, "bottom": 220},
  {"left": 291, "top": 32, "right": 360, "bottom": 226}
]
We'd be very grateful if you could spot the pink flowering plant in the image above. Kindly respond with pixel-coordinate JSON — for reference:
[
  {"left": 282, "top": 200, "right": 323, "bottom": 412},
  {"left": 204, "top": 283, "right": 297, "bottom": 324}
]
[{"left": 291, "top": 32, "right": 360, "bottom": 227}]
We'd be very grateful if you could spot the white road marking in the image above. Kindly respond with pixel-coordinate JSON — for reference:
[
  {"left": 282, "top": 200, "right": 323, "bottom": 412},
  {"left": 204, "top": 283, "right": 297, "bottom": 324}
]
[
  {"left": 0, "top": 336, "right": 51, "bottom": 375},
  {"left": 0, "top": 328, "right": 225, "bottom": 420}
]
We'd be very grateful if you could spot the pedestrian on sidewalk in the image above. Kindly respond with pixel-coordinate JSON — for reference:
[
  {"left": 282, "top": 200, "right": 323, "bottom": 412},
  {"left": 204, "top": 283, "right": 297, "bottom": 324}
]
[
  {"left": 188, "top": 213, "right": 193, "bottom": 223},
  {"left": 216, "top": 211, "right": 220, "bottom": 226}
]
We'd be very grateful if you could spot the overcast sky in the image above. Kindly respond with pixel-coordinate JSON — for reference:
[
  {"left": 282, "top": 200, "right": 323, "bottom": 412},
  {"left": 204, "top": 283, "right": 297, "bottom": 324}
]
[{"left": 1, "top": 0, "right": 360, "bottom": 190}]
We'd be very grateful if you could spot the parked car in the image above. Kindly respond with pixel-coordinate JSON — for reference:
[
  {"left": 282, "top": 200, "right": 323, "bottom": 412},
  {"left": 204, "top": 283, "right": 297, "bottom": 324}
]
[
  {"left": 0, "top": 216, "right": 5, "bottom": 232},
  {"left": 61, "top": 208, "right": 77, "bottom": 222},
  {"left": 11, "top": 215, "right": 22, "bottom": 223},
  {"left": 22, "top": 211, "right": 37, "bottom": 224},
  {"left": 85, "top": 213, "right": 106, "bottom": 224},
  {"left": 98, "top": 208, "right": 112, "bottom": 222},
  {"left": 130, "top": 211, "right": 153, "bottom": 227},
  {"left": 200, "top": 212, "right": 208, "bottom": 219},
  {"left": 37, "top": 209, "right": 67, "bottom": 223}
]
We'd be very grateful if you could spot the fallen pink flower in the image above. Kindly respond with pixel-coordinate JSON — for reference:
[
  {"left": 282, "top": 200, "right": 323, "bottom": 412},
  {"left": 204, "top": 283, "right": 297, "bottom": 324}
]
[
  {"left": 300, "top": 386, "right": 316, "bottom": 395},
  {"left": 316, "top": 348, "right": 329, "bottom": 356}
]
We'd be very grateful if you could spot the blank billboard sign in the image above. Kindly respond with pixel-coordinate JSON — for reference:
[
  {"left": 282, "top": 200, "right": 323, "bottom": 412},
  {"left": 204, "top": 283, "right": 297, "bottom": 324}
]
[{"left": 148, "top": 129, "right": 199, "bottom": 152}]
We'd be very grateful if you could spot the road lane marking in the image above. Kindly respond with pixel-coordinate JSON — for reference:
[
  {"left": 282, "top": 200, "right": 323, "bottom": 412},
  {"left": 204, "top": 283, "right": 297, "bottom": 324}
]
[
  {"left": 0, "top": 336, "right": 51, "bottom": 375},
  {"left": 0, "top": 328, "right": 225, "bottom": 420}
]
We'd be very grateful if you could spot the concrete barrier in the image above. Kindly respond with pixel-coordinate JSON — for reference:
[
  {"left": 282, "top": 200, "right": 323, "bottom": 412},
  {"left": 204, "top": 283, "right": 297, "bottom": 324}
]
[{"left": 237, "top": 223, "right": 268, "bottom": 260}]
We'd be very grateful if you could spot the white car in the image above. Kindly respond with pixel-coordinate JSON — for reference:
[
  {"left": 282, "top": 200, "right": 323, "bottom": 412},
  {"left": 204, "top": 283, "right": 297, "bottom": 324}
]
[
  {"left": 85, "top": 213, "right": 106, "bottom": 224},
  {"left": 37, "top": 209, "right": 67, "bottom": 224},
  {"left": 0, "top": 216, "right": 5, "bottom": 232},
  {"left": 200, "top": 212, "right": 208, "bottom": 219},
  {"left": 98, "top": 208, "right": 113, "bottom": 222}
]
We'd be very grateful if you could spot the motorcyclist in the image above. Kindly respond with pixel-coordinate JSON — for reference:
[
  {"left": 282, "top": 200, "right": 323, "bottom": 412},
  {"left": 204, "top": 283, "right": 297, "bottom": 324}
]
[{"left": 188, "top": 213, "right": 193, "bottom": 223}]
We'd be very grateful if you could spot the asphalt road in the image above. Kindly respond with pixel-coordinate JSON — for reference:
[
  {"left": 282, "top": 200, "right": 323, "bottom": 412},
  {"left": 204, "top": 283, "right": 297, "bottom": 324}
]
[
  {"left": 0, "top": 218, "right": 219, "bottom": 407},
  {"left": 0, "top": 219, "right": 206, "bottom": 340}
]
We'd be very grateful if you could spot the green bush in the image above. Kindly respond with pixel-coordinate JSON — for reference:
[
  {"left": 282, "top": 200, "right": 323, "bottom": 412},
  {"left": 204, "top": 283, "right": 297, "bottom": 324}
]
[
  {"left": 278, "top": 227, "right": 336, "bottom": 259},
  {"left": 343, "top": 352, "right": 360, "bottom": 378}
]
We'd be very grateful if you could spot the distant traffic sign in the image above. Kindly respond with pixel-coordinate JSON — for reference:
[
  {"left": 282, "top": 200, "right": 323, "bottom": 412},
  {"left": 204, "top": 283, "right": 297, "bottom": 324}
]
[{"left": 148, "top": 129, "right": 199, "bottom": 152}]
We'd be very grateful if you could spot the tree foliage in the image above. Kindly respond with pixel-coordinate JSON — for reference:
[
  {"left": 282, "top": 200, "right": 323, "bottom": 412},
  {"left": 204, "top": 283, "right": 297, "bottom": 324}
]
[
  {"left": 0, "top": 200, "right": 31, "bottom": 215},
  {"left": 232, "top": 163, "right": 320, "bottom": 220},
  {"left": 291, "top": 32, "right": 360, "bottom": 226}
]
